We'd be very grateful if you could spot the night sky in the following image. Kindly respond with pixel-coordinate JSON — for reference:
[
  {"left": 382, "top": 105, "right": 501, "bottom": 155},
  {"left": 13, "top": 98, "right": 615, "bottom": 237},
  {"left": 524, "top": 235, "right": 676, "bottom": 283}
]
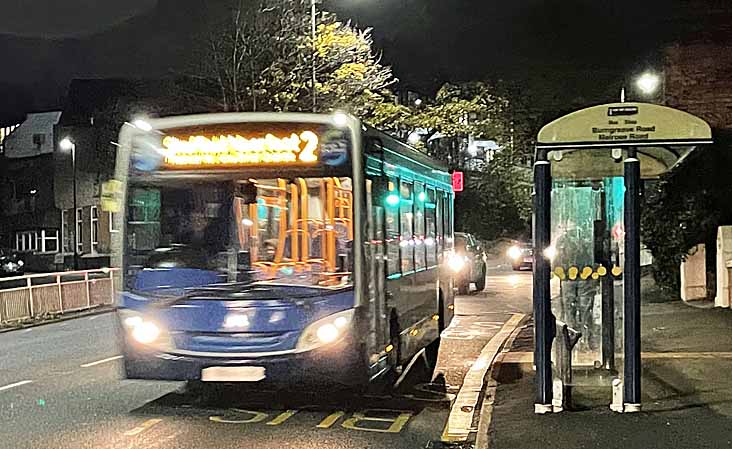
[{"left": 0, "top": 0, "right": 722, "bottom": 122}]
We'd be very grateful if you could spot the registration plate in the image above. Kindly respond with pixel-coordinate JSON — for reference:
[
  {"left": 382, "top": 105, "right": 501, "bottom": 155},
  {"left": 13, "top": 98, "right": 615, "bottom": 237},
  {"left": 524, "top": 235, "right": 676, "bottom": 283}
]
[
  {"left": 201, "top": 366, "right": 266, "bottom": 382},
  {"left": 523, "top": 257, "right": 533, "bottom": 263}
]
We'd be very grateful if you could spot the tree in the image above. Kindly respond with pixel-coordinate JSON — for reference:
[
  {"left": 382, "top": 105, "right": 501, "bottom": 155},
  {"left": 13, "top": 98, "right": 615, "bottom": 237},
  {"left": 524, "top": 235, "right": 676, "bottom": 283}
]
[
  {"left": 188, "top": 0, "right": 404, "bottom": 125},
  {"left": 406, "top": 81, "right": 536, "bottom": 241}
]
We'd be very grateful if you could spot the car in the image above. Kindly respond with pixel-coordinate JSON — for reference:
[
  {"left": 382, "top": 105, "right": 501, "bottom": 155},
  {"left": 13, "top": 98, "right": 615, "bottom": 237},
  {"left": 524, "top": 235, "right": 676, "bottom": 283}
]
[
  {"left": 450, "top": 232, "right": 487, "bottom": 294},
  {"left": 507, "top": 241, "right": 533, "bottom": 271},
  {"left": 0, "top": 248, "right": 25, "bottom": 276}
]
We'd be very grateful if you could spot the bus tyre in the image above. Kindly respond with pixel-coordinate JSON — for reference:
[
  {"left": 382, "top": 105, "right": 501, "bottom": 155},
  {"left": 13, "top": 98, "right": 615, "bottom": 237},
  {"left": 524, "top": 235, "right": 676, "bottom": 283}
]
[
  {"left": 475, "top": 266, "right": 486, "bottom": 292},
  {"left": 458, "top": 282, "right": 469, "bottom": 295}
]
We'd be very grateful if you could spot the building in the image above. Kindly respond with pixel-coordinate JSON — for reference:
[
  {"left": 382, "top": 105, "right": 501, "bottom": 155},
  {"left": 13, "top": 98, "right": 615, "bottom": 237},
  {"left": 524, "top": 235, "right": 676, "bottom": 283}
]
[
  {"left": 54, "top": 78, "right": 197, "bottom": 269},
  {"left": 0, "top": 111, "right": 62, "bottom": 271}
]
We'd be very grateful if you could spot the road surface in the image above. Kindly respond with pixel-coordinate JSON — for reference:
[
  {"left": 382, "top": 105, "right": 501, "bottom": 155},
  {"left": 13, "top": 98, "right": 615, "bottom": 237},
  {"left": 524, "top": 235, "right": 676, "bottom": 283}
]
[{"left": 0, "top": 263, "right": 531, "bottom": 449}]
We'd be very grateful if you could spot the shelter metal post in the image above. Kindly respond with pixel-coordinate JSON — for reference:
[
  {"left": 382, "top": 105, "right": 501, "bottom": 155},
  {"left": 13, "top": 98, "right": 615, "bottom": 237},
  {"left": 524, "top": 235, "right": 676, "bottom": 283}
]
[
  {"left": 533, "top": 149, "right": 554, "bottom": 413},
  {"left": 623, "top": 149, "right": 642, "bottom": 411}
]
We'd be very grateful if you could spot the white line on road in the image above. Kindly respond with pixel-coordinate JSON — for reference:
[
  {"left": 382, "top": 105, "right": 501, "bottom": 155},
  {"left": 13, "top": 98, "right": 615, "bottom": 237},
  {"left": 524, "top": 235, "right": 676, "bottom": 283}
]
[
  {"left": 88, "top": 314, "right": 103, "bottom": 320},
  {"left": 22, "top": 328, "right": 33, "bottom": 333},
  {"left": 0, "top": 380, "right": 33, "bottom": 392},
  {"left": 80, "top": 355, "right": 123, "bottom": 368}
]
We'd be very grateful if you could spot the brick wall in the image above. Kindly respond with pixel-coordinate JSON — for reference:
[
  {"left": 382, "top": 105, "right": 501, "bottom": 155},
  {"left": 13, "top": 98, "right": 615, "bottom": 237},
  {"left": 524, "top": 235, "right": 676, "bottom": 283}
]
[{"left": 665, "top": 43, "right": 732, "bottom": 129}]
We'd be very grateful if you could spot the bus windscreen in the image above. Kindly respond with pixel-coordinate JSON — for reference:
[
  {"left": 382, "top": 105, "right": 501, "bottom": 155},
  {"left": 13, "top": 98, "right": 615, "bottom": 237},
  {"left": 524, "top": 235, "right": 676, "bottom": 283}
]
[{"left": 125, "top": 176, "right": 354, "bottom": 295}]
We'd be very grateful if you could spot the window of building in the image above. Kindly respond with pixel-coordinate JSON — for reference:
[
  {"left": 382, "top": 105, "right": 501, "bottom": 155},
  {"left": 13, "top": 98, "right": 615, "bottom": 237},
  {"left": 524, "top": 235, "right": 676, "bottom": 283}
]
[
  {"left": 91, "top": 206, "right": 99, "bottom": 253},
  {"left": 109, "top": 211, "right": 120, "bottom": 233},
  {"left": 399, "top": 180, "right": 414, "bottom": 274},
  {"left": 76, "top": 208, "right": 83, "bottom": 253},
  {"left": 41, "top": 229, "right": 59, "bottom": 253},
  {"left": 15, "top": 231, "right": 37, "bottom": 252},
  {"left": 61, "top": 210, "right": 71, "bottom": 253}
]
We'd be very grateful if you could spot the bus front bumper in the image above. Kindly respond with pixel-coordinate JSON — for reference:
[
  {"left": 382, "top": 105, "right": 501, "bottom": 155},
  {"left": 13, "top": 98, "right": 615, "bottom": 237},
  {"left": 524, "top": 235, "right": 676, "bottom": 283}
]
[{"left": 121, "top": 337, "right": 367, "bottom": 387}]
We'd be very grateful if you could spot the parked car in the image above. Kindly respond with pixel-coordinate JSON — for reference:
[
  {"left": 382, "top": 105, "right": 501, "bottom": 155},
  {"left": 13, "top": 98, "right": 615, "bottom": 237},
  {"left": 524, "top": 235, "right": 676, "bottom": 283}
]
[
  {"left": 0, "top": 248, "right": 25, "bottom": 276},
  {"left": 507, "top": 241, "right": 533, "bottom": 271},
  {"left": 450, "top": 232, "right": 487, "bottom": 294}
]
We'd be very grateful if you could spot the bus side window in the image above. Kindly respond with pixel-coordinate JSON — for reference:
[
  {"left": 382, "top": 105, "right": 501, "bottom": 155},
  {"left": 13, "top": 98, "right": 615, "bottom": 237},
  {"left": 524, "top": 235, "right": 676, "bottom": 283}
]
[
  {"left": 414, "top": 182, "right": 426, "bottom": 270},
  {"left": 384, "top": 178, "right": 401, "bottom": 276},
  {"left": 400, "top": 180, "right": 414, "bottom": 274},
  {"left": 425, "top": 187, "right": 437, "bottom": 267}
]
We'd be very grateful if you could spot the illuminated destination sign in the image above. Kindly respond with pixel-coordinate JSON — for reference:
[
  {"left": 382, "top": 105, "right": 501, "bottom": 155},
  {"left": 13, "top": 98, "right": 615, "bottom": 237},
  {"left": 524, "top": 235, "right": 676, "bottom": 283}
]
[{"left": 160, "top": 130, "right": 320, "bottom": 167}]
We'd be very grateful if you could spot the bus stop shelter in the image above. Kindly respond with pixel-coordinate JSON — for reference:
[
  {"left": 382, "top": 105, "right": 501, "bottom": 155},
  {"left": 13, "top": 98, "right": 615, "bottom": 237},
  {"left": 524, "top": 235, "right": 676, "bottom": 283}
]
[{"left": 532, "top": 102, "right": 712, "bottom": 413}]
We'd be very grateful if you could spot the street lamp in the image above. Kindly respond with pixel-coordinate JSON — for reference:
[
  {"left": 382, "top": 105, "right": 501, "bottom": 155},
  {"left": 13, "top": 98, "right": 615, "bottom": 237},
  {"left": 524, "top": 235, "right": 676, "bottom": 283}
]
[
  {"left": 635, "top": 72, "right": 662, "bottom": 96},
  {"left": 59, "top": 137, "right": 78, "bottom": 270},
  {"left": 311, "top": 0, "right": 318, "bottom": 112}
]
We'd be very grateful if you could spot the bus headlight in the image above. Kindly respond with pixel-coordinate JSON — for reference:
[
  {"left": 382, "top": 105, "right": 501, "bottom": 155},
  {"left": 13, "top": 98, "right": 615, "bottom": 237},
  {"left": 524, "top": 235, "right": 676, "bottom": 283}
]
[
  {"left": 508, "top": 246, "right": 522, "bottom": 260},
  {"left": 297, "top": 309, "right": 355, "bottom": 351},
  {"left": 448, "top": 253, "right": 467, "bottom": 272},
  {"left": 119, "top": 309, "right": 173, "bottom": 350}
]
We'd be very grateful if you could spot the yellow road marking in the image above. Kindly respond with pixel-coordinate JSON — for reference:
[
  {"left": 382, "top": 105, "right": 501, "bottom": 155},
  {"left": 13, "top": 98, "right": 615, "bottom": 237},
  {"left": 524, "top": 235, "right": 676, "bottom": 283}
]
[
  {"left": 266, "top": 410, "right": 298, "bottom": 426},
  {"left": 316, "top": 411, "right": 345, "bottom": 428},
  {"left": 123, "top": 418, "right": 162, "bottom": 436},
  {"left": 341, "top": 409, "right": 412, "bottom": 433},
  {"left": 441, "top": 313, "right": 525, "bottom": 442},
  {"left": 210, "top": 409, "right": 269, "bottom": 424}
]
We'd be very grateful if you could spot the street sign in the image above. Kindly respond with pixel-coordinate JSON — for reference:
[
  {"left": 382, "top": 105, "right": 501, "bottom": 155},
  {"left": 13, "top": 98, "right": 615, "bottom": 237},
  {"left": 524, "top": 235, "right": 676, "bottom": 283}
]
[
  {"left": 101, "top": 180, "right": 122, "bottom": 213},
  {"left": 452, "top": 171, "right": 464, "bottom": 192}
]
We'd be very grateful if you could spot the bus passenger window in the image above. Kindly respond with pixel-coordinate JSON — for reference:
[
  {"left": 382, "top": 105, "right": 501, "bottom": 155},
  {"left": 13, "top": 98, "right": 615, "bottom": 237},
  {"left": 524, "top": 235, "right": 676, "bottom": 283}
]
[
  {"left": 414, "top": 182, "right": 426, "bottom": 270},
  {"left": 436, "top": 190, "right": 444, "bottom": 254},
  {"left": 385, "top": 178, "right": 400, "bottom": 275},
  {"left": 425, "top": 188, "right": 437, "bottom": 267},
  {"left": 400, "top": 180, "right": 414, "bottom": 273}
]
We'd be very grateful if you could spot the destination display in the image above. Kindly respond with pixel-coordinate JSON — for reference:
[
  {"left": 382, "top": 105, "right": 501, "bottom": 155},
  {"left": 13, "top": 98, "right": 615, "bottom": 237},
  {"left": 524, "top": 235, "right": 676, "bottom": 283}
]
[{"left": 130, "top": 123, "right": 351, "bottom": 171}]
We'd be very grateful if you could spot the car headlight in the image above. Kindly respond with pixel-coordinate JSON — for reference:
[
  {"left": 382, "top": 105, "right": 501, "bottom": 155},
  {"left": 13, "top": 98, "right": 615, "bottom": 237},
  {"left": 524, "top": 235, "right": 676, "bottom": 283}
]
[
  {"left": 448, "top": 253, "right": 467, "bottom": 272},
  {"left": 543, "top": 245, "right": 557, "bottom": 262},
  {"left": 508, "top": 246, "right": 522, "bottom": 260},
  {"left": 118, "top": 309, "right": 174, "bottom": 350},
  {"left": 296, "top": 309, "right": 355, "bottom": 352},
  {"left": 17, "top": 260, "right": 24, "bottom": 267}
]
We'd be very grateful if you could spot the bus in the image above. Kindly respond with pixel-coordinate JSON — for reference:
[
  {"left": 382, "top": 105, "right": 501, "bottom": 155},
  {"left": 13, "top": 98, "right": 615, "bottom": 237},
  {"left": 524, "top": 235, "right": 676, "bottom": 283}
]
[{"left": 111, "top": 112, "right": 455, "bottom": 388}]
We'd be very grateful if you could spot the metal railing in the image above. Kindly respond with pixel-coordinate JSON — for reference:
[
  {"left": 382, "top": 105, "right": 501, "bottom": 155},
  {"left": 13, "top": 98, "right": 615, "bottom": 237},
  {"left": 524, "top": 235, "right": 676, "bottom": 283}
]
[{"left": 0, "top": 268, "right": 119, "bottom": 325}]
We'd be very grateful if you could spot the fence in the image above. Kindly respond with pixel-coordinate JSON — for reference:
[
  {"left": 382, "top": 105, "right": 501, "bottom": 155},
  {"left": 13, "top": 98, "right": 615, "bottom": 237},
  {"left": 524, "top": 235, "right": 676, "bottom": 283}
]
[{"left": 0, "top": 268, "right": 119, "bottom": 325}]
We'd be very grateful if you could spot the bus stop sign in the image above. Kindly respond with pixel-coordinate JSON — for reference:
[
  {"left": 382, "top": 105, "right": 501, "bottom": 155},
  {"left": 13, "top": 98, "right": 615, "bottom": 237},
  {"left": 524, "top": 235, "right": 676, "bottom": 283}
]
[{"left": 452, "top": 171, "right": 464, "bottom": 192}]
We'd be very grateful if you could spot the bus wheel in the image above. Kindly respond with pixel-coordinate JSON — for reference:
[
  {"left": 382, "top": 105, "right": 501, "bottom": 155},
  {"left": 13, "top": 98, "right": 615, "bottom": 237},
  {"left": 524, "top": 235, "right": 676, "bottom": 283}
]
[
  {"left": 426, "top": 294, "right": 445, "bottom": 369},
  {"left": 458, "top": 282, "right": 469, "bottom": 295}
]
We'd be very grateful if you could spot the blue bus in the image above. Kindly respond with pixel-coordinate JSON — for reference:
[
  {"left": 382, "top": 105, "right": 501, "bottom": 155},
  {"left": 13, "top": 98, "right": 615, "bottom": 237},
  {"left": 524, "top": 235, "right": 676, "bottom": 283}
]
[{"left": 111, "top": 112, "right": 455, "bottom": 387}]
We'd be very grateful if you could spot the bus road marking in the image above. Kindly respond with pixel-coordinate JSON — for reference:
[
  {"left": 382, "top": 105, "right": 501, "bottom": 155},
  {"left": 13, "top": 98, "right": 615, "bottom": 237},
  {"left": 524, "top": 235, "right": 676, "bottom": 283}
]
[
  {"left": 316, "top": 411, "right": 345, "bottom": 428},
  {"left": 341, "top": 409, "right": 413, "bottom": 433},
  {"left": 0, "top": 380, "right": 32, "bottom": 393},
  {"left": 266, "top": 409, "right": 299, "bottom": 425},
  {"left": 123, "top": 418, "right": 163, "bottom": 436},
  {"left": 80, "top": 355, "right": 123, "bottom": 368},
  {"left": 207, "top": 408, "right": 414, "bottom": 433}
]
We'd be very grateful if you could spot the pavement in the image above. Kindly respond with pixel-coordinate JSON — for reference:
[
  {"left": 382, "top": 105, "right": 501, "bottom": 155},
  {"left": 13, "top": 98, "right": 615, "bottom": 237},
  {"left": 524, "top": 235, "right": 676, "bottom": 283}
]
[
  {"left": 0, "top": 258, "right": 532, "bottom": 449},
  {"left": 489, "top": 278, "right": 732, "bottom": 449}
]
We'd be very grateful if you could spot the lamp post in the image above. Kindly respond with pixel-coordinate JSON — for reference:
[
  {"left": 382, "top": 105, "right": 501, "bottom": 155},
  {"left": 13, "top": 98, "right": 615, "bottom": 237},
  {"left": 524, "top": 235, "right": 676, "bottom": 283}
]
[
  {"left": 59, "top": 137, "right": 78, "bottom": 270},
  {"left": 311, "top": 0, "right": 317, "bottom": 112}
]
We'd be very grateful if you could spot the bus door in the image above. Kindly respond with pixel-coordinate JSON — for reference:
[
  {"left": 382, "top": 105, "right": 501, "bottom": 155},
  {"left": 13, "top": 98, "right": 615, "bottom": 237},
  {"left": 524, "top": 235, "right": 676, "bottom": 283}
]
[{"left": 366, "top": 179, "right": 388, "bottom": 357}]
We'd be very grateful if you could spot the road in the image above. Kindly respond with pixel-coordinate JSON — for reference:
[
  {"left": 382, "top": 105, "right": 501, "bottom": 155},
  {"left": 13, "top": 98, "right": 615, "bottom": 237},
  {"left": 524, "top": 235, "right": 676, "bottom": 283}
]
[{"left": 0, "top": 263, "right": 531, "bottom": 449}]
